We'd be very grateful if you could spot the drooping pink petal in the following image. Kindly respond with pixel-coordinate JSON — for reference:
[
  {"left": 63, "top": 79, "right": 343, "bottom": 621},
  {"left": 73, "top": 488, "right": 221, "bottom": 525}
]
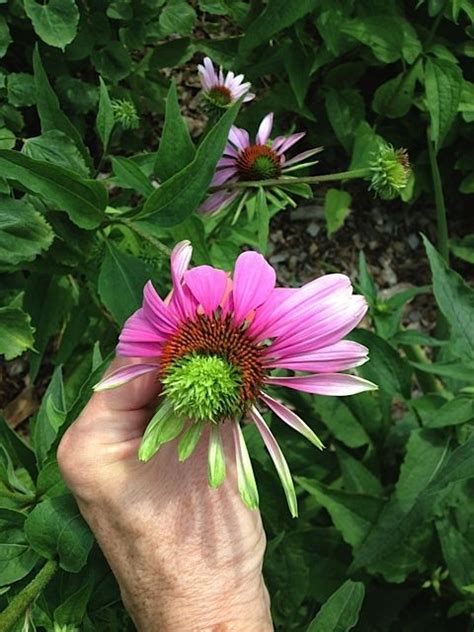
[
  {"left": 211, "top": 167, "right": 238, "bottom": 186},
  {"left": 275, "top": 132, "right": 306, "bottom": 156},
  {"left": 259, "top": 392, "right": 324, "bottom": 449},
  {"left": 256, "top": 113, "right": 274, "bottom": 145},
  {"left": 243, "top": 92, "right": 256, "bottom": 103},
  {"left": 283, "top": 147, "right": 324, "bottom": 167},
  {"left": 249, "top": 406, "right": 298, "bottom": 517},
  {"left": 231, "top": 251, "right": 276, "bottom": 325},
  {"left": 198, "top": 190, "right": 239, "bottom": 215},
  {"left": 93, "top": 363, "right": 159, "bottom": 391},
  {"left": 184, "top": 265, "right": 228, "bottom": 315},
  {"left": 265, "top": 340, "right": 369, "bottom": 372},
  {"left": 265, "top": 373, "right": 377, "bottom": 396}
]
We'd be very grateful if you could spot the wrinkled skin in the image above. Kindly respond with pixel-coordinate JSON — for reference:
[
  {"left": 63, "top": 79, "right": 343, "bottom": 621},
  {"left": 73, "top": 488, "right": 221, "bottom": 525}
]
[{"left": 58, "top": 357, "right": 273, "bottom": 632}]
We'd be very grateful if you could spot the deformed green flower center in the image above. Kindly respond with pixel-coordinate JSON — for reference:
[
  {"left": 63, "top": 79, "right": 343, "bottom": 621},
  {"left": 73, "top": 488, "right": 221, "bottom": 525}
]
[
  {"left": 207, "top": 86, "right": 233, "bottom": 107},
  {"left": 369, "top": 145, "right": 410, "bottom": 200},
  {"left": 161, "top": 353, "right": 243, "bottom": 423}
]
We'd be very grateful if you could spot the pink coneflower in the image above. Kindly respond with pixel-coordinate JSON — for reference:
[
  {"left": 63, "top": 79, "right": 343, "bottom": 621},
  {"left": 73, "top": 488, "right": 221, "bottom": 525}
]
[
  {"left": 200, "top": 113, "right": 323, "bottom": 214},
  {"left": 198, "top": 57, "right": 255, "bottom": 107},
  {"left": 94, "top": 242, "right": 376, "bottom": 516}
]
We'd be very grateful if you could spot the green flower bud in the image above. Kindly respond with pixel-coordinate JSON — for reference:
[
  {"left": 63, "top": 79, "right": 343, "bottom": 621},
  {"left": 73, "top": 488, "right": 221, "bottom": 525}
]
[
  {"left": 111, "top": 98, "right": 140, "bottom": 130},
  {"left": 369, "top": 143, "right": 410, "bottom": 200}
]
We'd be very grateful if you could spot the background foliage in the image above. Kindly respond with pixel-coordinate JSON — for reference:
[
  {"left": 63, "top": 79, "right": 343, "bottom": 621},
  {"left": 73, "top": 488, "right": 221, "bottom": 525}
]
[{"left": 0, "top": 0, "right": 473, "bottom": 630}]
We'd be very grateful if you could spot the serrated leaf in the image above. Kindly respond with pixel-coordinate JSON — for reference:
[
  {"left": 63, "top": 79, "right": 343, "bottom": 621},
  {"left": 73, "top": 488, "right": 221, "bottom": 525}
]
[
  {"left": 307, "top": 580, "right": 365, "bottom": 632},
  {"left": 142, "top": 99, "right": 241, "bottom": 226},
  {"left": 425, "top": 58, "right": 463, "bottom": 150},
  {"left": 0, "top": 307, "right": 35, "bottom": 360},
  {"left": 25, "top": 0, "right": 79, "bottom": 49},
  {"left": 325, "top": 88, "right": 365, "bottom": 153},
  {"left": 0, "top": 197, "right": 54, "bottom": 269},
  {"left": 154, "top": 80, "right": 195, "bottom": 181},
  {"left": 0, "top": 16, "right": 12, "bottom": 58},
  {"left": 22, "top": 130, "right": 89, "bottom": 176},
  {"left": 0, "top": 150, "right": 106, "bottom": 230}
]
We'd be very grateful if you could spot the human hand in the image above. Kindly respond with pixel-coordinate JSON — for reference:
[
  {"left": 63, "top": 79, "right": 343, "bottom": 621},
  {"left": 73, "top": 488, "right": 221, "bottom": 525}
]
[{"left": 57, "top": 357, "right": 272, "bottom": 632}]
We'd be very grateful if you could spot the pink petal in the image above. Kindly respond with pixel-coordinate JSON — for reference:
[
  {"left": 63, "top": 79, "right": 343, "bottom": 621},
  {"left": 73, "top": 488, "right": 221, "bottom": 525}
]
[
  {"left": 283, "top": 147, "right": 324, "bottom": 167},
  {"left": 171, "top": 240, "right": 192, "bottom": 283},
  {"left": 93, "top": 363, "right": 159, "bottom": 391},
  {"left": 250, "top": 274, "right": 352, "bottom": 341},
  {"left": 229, "top": 126, "right": 250, "bottom": 150},
  {"left": 224, "top": 70, "right": 235, "bottom": 87},
  {"left": 211, "top": 167, "right": 238, "bottom": 186},
  {"left": 184, "top": 265, "right": 228, "bottom": 315},
  {"left": 249, "top": 406, "right": 298, "bottom": 517},
  {"left": 256, "top": 113, "right": 274, "bottom": 145},
  {"left": 231, "top": 251, "right": 276, "bottom": 325},
  {"left": 275, "top": 132, "right": 306, "bottom": 156},
  {"left": 243, "top": 92, "right": 255, "bottom": 103},
  {"left": 247, "top": 288, "right": 297, "bottom": 338},
  {"left": 265, "top": 373, "right": 377, "bottom": 396},
  {"left": 203, "top": 57, "right": 218, "bottom": 86},
  {"left": 217, "top": 157, "right": 237, "bottom": 168},
  {"left": 142, "top": 281, "right": 179, "bottom": 334},
  {"left": 223, "top": 143, "right": 239, "bottom": 158},
  {"left": 265, "top": 340, "right": 369, "bottom": 372},
  {"left": 198, "top": 190, "right": 239, "bottom": 215},
  {"left": 259, "top": 392, "right": 324, "bottom": 449}
]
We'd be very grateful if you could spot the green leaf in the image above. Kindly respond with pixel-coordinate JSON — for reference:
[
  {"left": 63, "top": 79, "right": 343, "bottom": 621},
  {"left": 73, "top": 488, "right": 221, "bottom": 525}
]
[
  {"left": 32, "top": 366, "right": 66, "bottom": 465},
  {"left": 0, "top": 509, "right": 39, "bottom": 587},
  {"left": 92, "top": 41, "right": 131, "bottom": 83},
  {"left": 425, "top": 58, "right": 463, "bottom": 150},
  {"left": 96, "top": 77, "right": 114, "bottom": 153},
  {"left": 25, "top": 0, "right": 79, "bottom": 49},
  {"left": 33, "top": 46, "right": 92, "bottom": 170},
  {"left": 23, "top": 130, "right": 89, "bottom": 176},
  {"left": 0, "top": 150, "right": 106, "bottom": 230},
  {"left": 154, "top": 80, "right": 195, "bottom": 181},
  {"left": 0, "top": 307, "right": 35, "bottom": 360},
  {"left": 307, "top": 580, "right": 365, "bottom": 632},
  {"left": 0, "top": 414, "right": 36, "bottom": 479},
  {"left": 0, "top": 197, "right": 53, "bottom": 269},
  {"left": 342, "top": 16, "right": 422, "bottom": 64},
  {"left": 0, "top": 16, "right": 12, "bottom": 58},
  {"left": 239, "top": 0, "right": 319, "bottom": 56},
  {"left": 98, "top": 243, "right": 153, "bottom": 325},
  {"left": 357, "top": 251, "right": 377, "bottom": 306},
  {"left": 312, "top": 396, "right": 371, "bottom": 448},
  {"left": 350, "top": 329, "right": 412, "bottom": 399},
  {"left": 349, "top": 122, "right": 384, "bottom": 171},
  {"left": 111, "top": 156, "right": 154, "bottom": 197},
  {"left": 159, "top": 0, "right": 197, "bottom": 36},
  {"left": 325, "top": 88, "right": 365, "bottom": 153},
  {"left": 372, "top": 68, "right": 418, "bottom": 119},
  {"left": 142, "top": 99, "right": 241, "bottom": 226},
  {"left": 336, "top": 447, "right": 383, "bottom": 497},
  {"left": 436, "top": 517, "right": 474, "bottom": 592},
  {"left": 450, "top": 234, "right": 474, "bottom": 263},
  {"left": 423, "top": 235, "right": 474, "bottom": 360},
  {"left": 25, "top": 494, "right": 93, "bottom": 572},
  {"left": 297, "top": 478, "right": 383, "bottom": 549},
  {"left": 7, "top": 73, "right": 36, "bottom": 107},
  {"left": 324, "top": 188, "right": 352, "bottom": 236}
]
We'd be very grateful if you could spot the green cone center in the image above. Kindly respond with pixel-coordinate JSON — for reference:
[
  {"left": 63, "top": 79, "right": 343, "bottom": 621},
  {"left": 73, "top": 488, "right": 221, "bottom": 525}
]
[
  {"left": 161, "top": 353, "right": 243, "bottom": 423},
  {"left": 207, "top": 86, "right": 233, "bottom": 107}
]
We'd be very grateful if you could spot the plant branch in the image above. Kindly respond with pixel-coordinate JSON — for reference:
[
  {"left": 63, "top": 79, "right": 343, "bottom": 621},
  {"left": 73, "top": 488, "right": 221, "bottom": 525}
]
[
  {"left": 116, "top": 218, "right": 172, "bottom": 256},
  {"left": 0, "top": 560, "right": 58, "bottom": 631},
  {"left": 209, "top": 168, "right": 370, "bottom": 192},
  {"left": 427, "top": 130, "right": 449, "bottom": 263}
]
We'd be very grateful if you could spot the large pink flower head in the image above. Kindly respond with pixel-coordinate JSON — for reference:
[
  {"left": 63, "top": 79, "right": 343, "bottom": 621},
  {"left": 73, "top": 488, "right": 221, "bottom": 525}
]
[
  {"left": 200, "top": 113, "right": 323, "bottom": 215},
  {"left": 95, "top": 242, "right": 376, "bottom": 516},
  {"left": 198, "top": 56, "right": 255, "bottom": 108}
]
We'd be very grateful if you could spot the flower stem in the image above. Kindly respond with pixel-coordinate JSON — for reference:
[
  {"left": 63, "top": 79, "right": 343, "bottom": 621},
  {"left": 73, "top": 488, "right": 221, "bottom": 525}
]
[
  {"left": 402, "top": 344, "right": 445, "bottom": 395},
  {"left": 210, "top": 168, "right": 370, "bottom": 192},
  {"left": 427, "top": 130, "right": 449, "bottom": 263},
  {"left": 0, "top": 560, "right": 58, "bottom": 631}
]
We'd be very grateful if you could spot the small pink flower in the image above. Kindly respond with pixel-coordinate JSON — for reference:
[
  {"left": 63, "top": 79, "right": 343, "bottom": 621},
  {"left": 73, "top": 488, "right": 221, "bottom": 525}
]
[
  {"left": 198, "top": 56, "right": 255, "bottom": 107},
  {"left": 200, "top": 113, "right": 323, "bottom": 214},
  {"left": 95, "top": 242, "right": 376, "bottom": 516}
]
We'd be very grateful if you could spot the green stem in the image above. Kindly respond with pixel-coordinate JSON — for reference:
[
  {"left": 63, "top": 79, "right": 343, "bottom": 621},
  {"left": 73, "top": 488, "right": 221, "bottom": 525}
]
[
  {"left": 0, "top": 560, "right": 58, "bottom": 631},
  {"left": 403, "top": 344, "right": 445, "bottom": 395},
  {"left": 427, "top": 130, "right": 449, "bottom": 263},
  {"left": 116, "top": 218, "right": 172, "bottom": 256},
  {"left": 210, "top": 168, "right": 370, "bottom": 192}
]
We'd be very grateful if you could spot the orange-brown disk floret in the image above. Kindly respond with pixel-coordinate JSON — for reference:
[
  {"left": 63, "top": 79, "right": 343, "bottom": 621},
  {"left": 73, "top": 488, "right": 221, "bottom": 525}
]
[
  {"left": 236, "top": 145, "right": 282, "bottom": 180},
  {"left": 160, "top": 314, "right": 266, "bottom": 404}
]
